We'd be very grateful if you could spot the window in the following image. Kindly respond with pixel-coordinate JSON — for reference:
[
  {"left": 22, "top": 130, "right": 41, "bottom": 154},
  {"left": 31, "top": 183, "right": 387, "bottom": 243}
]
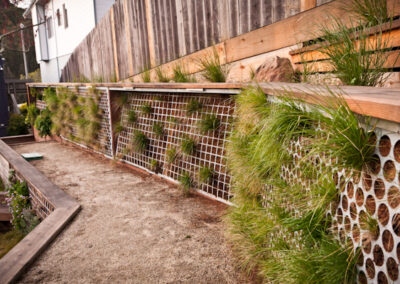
[
  {"left": 46, "top": 16, "right": 53, "bottom": 38},
  {"left": 56, "top": 9, "right": 61, "bottom": 26},
  {"left": 63, "top": 4, "right": 68, "bottom": 28}
]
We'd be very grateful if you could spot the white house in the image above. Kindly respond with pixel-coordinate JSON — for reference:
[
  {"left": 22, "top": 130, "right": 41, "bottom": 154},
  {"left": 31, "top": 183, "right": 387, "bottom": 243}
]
[{"left": 24, "top": 0, "right": 115, "bottom": 83}]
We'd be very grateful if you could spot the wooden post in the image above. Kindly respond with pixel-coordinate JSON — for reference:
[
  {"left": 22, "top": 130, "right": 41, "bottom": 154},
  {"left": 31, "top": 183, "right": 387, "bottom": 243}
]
[
  {"left": 110, "top": 8, "right": 120, "bottom": 81},
  {"left": 300, "top": 0, "right": 317, "bottom": 12},
  {"left": 144, "top": 0, "right": 156, "bottom": 67},
  {"left": 123, "top": 0, "right": 134, "bottom": 76}
]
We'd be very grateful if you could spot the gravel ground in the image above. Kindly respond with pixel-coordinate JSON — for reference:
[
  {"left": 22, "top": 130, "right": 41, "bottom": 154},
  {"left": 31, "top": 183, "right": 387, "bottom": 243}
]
[{"left": 13, "top": 142, "right": 249, "bottom": 284}]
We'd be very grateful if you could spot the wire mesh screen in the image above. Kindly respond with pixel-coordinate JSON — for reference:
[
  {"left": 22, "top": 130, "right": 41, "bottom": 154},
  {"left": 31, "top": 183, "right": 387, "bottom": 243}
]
[{"left": 116, "top": 91, "right": 234, "bottom": 202}]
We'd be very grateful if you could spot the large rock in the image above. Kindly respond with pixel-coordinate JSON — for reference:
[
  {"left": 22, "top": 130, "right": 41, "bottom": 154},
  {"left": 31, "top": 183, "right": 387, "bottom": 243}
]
[{"left": 254, "top": 56, "right": 294, "bottom": 82}]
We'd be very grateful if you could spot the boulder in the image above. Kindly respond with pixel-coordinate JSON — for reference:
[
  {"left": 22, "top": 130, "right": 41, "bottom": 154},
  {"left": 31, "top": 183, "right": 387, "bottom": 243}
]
[{"left": 254, "top": 56, "right": 294, "bottom": 82}]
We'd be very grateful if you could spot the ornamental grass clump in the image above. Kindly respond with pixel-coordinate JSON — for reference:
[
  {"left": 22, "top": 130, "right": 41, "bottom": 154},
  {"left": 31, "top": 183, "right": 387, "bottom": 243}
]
[
  {"left": 318, "top": 18, "right": 392, "bottom": 86},
  {"left": 127, "top": 110, "right": 137, "bottom": 124},
  {"left": 172, "top": 65, "right": 196, "bottom": 83},
  {"left": 141, "top": 103, "right": 153, "bottom": 114},
  {"left": 155, "top": 67, "right": 169, "bottom": 82},
  {"left": 198, "top": 114, "right": 220, "bottom": 134},
  {"left": 225, "top": 86, "right": 367, "bottom": 283},
  {"left": 131, "top": 130, "right": 149, "bottom": 153},
  {"left": 178, "top": 172, "right": 193, "bottom": 196},
  {"left": 186, "top": 99, "right": 202, "bottom": 116},
  {"left": 166, "top": 147, "right": 178, "bottom": 164},
  {"left": 152, "top": 122, "right": 164, "bottom": 137},
  {"left": 181, "top": 136, "right": 196, "bottom": 156},
  {"left": 199, "top": 48, "right": 228, "bottom": 82},
  {"left": 346, "top": 0, "right": 388, "bottom": 26},
  {"left": 141, "top": 68, "right": 151, "bottom": 83},
  {"left": 199, "top": 167, "right": 214, "bottom": 184}
]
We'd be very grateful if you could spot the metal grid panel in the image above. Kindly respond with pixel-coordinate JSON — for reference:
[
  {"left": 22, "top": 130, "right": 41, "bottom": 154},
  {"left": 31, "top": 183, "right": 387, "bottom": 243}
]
[
  {"left": 60, "top": 88, "right": 113, "bottom": 158},
  {"left": 116, "top": 92, "right": 234, "bottom": 201}
]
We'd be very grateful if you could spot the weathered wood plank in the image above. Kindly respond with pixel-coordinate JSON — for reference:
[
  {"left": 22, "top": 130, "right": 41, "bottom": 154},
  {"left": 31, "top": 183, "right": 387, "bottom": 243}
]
[
  {"left": 144, "top": 0, "right": 156, "bottom": 67},
  {"left": 301, "top": 0, "right": 317, "bottom": 11}
]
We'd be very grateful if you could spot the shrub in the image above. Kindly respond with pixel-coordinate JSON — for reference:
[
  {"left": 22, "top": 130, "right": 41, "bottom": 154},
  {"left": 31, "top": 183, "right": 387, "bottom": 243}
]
[
  {"left": 198, "top": 114, "right": 220, "bottom": 133},
  {"left": 34, "top": 109, "right": 52, "bottom": 137},
  {"left": 6, "top": 173, "right": 31, "bottom": 232},
  {"left": 43, "top": 87, "right": 58, "bottom": 112},
  {"left": 25, "top": 104, "right": 39, "bottom": 126},
  {"left": 186, "top": 99, "right": 202, "bottom": 116},
  {"left": 7, "top": 114, "right": 28, "bottom": 136},
  {"left": 131, "top": 131, "right": 149, "bottom": 153},
  {"left": 181, "top": 136, "right": 196, "bottom": 155},
  {"left": 199, "top": 48, "right": 228, "bottom": 82}
]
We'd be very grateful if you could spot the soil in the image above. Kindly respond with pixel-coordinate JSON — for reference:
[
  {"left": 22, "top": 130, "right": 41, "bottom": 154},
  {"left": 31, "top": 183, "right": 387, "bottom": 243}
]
[{"left": 13, "top": 142, "right": 250, "bottom": 284}]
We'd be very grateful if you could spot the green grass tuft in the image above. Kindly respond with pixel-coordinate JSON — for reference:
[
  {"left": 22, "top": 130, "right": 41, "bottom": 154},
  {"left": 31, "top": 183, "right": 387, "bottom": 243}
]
[
  {"left": 181, "top": 136, "right": 196, "bottom": 156},
  {"left": 318, "top": 18, "right": 392, "bottom": 86},
  {"left": 166, "top": 147, "right": 178, "bottom": 164},
  {"left": 199, "top": 167, "right": 214, "bottom": 184},
  {"left": 172, "top": 65, "right": 196, "bottom": 83},
  {"left": 199, "top": 48, "right": 228, "bottom": 82},
  {"left": 346, "top": 0, "right": 388, "bottom": 26},
  {"left": 127, "top": 110, "right": 137, "bottom": 124},
  {"left": 186, "top": 99, "right": 203, "bottom": 116},
  {"left": 141, "top": 103, "right": 153, "bottom": 114},
  {"left": 198, "top": 114, "right": 220, "bottom": 133},
  {"left": 155, "top": 66, "right": 170, "bottom": 82},
  {"left": 153, "top": 122, "right": 164, "bottom": 137},
  {"left": 141, "top": 68, "right": 151, "bottom": 83},
  {"left": 131, "top": 131, "right": 149, "bottom": 153},
  {"left": 178, "top": 172, "right": 193, "bottom": 196}
]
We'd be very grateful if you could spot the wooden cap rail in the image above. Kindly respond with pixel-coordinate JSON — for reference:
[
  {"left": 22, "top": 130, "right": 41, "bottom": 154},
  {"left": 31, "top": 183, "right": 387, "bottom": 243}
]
[
  {"left": 27, "top": 82, "right": 400, "bottom": 124},
  {"left": 0, "top": 140, "right": 80, "bottom": 284}
]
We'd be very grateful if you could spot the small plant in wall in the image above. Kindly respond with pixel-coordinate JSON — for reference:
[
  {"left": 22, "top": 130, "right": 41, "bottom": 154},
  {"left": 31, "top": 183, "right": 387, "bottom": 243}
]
[
  {"left": 141, "top": 103, "right": 153, "bottom": 115},
  {"left": 186, "top": 99, "right": 203, "bottom": 116},
  {"left": 198, "top": 114, "right": 220, "bottom": 134},
  {"left": 181, "top": 136, "right": 196, "bottom": 156},
  {"left": 150, "top": 159, "right": 161, "bottom": 173},
  {"left": 198, "top": 167, "right": 214, "bottom": 184},
  {"left": 114, "top": 122, "right": 125, "bottom": 135},
  {"left": 153, "top": 122, "right": 164, "bottom": 137},
  {"left": 178, "top": 171, "right": 193, "bottom": 196},
  {"left": 131, "top": 130, "right": 149, "bottom": 153},
  {"left": 166, "top": 147, "right": 178, "bottom": 164},
  {"left": 127, "top": 110, "right": 137, "bottom": 124},
  {"left": 6, "top": 171, "right": 40, "bottom": 233}
]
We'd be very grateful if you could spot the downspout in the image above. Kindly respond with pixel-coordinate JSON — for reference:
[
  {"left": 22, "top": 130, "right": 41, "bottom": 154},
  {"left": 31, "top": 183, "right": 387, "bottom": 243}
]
[
  {"left": 51, "top": 0, "right": 61, "bottom": 81},
  {"left": 93, "top": 0, "right": 98, "bottom": 24}
]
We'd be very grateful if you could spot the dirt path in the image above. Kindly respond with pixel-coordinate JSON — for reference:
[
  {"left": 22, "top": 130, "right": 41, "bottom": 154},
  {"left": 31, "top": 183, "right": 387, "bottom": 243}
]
[{"left": 13, "top": 142, "right": 248, "bottom": 284}]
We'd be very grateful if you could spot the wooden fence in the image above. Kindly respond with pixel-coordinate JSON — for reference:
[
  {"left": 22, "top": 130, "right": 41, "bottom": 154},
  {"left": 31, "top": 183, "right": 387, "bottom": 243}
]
[{"left": 60, "top": 0, "right": 333, "bottom": 82}]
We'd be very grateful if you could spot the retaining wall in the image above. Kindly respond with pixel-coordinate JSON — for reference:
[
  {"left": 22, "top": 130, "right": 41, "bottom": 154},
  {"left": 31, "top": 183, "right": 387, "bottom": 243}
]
[
  {"left": 27, "top": 82, "right": 400, "bottom": 282},
  {"left": 0, "top": 138, "right": 80, "bottom": 283}
]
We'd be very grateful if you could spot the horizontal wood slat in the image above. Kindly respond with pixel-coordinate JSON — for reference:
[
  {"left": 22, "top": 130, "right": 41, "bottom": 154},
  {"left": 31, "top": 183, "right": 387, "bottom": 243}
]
[{"left": 27, "top": 82, "right": 400, "bottom": 124}]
